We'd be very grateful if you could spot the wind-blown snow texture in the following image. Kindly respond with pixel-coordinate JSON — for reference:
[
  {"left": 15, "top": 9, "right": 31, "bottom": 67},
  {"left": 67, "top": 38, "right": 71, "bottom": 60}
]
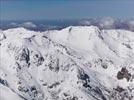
[{"left": 0, "top": 26, "right": 134, "bottom": 100}]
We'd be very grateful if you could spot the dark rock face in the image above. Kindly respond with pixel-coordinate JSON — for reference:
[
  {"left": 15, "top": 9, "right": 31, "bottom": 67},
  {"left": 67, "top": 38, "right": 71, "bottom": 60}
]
[
  {"left": 117, "top": 67, "right": 131, "bottom": 81},
  {"left": 93, "top": 87, "right": 107, "bottom": 100},
  {"left": 17, "top": 80, "right": 44, "bottom": 100},
  {"left": 77, "top": 68, "right": 91, "bottom": 88},
  {"left": 30, "top": 86, "right": 38, "bottom": 98},
  {"left": 48, "top": 57, "right": 60, "bottom": 72},
  {"left": 0, "top": 78, "right": 8, "bottom": 86},
  {"left": 17, "top": 48, "right": 30, "bottom": 63},
  {"left": 114, "top": 86, "right": 125, "bottom": 93},
  {"left": 32, "top": 54, "right": 44, "bottom": 66},
  {"left": 48, "top": 82, "right": 60, "bottom": 89},
  {"left": 102, "top": 63, "right": 108, "bottom": 69},
  {"left": 62, "top": 93, "right": 78, "bottom": 100},
  {"left": 71, "top": 96, "right": 78, "bottom": 100}
]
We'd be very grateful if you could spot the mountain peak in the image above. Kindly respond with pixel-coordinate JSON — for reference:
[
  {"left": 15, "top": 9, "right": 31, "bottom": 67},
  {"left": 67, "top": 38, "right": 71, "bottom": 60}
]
[{"left": 0, "top": 26, "right": 134, "bottom": 100}]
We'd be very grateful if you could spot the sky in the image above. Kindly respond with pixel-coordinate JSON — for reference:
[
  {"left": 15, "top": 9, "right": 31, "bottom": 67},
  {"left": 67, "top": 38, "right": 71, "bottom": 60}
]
[{"left": 0, "top": 0, "right": 134, "bottom": 20}]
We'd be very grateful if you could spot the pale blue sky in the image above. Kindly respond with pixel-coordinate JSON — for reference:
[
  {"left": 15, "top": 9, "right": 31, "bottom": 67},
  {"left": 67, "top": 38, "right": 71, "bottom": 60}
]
[{"left": 1, "top": 0, "right": 134, "bottom": 20}]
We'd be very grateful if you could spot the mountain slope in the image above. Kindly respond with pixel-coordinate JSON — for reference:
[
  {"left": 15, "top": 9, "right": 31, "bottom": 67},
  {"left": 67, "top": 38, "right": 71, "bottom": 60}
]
[{"left": 0, "top": 26, "right": 134, "bottom": 100}]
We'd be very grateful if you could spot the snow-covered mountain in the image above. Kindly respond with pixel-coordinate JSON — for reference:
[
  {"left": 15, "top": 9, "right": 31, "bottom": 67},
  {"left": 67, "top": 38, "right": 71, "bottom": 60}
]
[{"left": 0, "top": 26, "right": 134, "bottom": 100}]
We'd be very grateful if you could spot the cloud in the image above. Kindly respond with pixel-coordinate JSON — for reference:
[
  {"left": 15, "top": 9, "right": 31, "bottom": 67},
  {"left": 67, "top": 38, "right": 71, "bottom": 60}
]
[
  {"left": 126, "top": 20, "right": 134, "bottom": 31},
  {"left": 98, "top": 17, "right": 116, "bottom": 29},
  {"left": 10, "top": 22, "right": 18, "bottom": 27},
  {"left": 79, "top": 20, "right": 92, "bottom": 26},
  {"left": 21, "top": 22, "right": 37, "bottom": 28}
]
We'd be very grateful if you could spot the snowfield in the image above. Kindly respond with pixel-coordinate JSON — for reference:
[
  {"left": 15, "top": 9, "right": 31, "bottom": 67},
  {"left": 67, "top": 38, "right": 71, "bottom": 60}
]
[{"left": 0, "top": 26, "right": 134, "bottom": 100}]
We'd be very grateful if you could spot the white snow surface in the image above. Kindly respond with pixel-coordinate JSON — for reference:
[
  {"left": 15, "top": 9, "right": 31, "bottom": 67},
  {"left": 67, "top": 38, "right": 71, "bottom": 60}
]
[{"left": 0, "top": 26, "right": 134, "bottom": 100}]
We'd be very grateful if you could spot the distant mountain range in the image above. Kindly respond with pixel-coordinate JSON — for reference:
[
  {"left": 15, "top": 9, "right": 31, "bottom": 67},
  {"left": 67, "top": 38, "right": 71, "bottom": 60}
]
[{"left": 1, "top": 18, "right": 134, "bottom": 31}]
